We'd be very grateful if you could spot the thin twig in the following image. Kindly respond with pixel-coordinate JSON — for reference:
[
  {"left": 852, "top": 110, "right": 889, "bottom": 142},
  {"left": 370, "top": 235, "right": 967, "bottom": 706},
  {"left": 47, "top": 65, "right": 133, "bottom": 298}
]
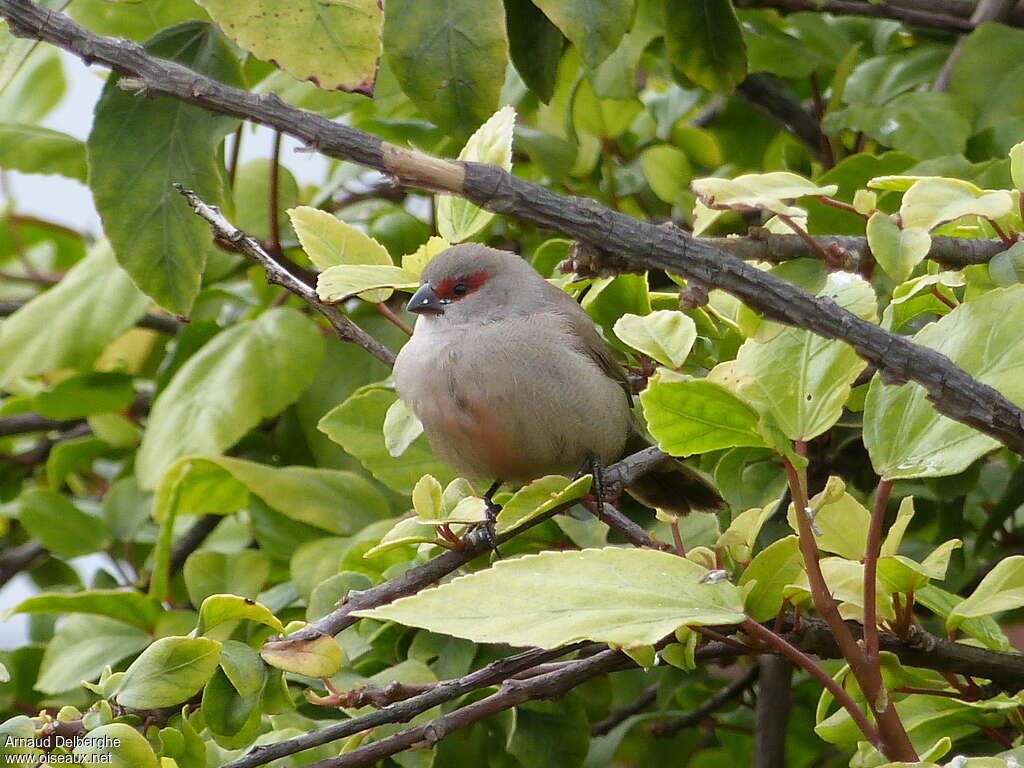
[
  {"left": 592, "top": 684, "right": 658, "bottom": 736},
  {"left": 649, "top": 665, "right": 759, "bottom": 737},
  {"left": 174, "top": 186, "right": 396, "bottom": 366},
  {"left": 220, "top": 644, "right": 593, "bottom": 768}
]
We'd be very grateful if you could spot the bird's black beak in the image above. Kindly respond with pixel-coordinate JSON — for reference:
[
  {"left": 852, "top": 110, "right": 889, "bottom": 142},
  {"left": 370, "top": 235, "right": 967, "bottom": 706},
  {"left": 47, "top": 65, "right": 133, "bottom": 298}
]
[{"left": 407, "top": 282, "right": 445, "bottom": 315}]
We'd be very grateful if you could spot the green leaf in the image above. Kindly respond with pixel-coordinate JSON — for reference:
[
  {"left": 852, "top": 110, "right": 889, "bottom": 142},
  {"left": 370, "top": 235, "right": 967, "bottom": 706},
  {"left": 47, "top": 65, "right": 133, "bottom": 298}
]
[
  {"left": 785, "top": 477, "right": 869, "bottom": 561},
  {"left": 1011, "top": 141, "right": 1024, "bottom": 189},
  {"left": 664, "top": 0, "right": 747, "bottom": 93},
  {"left": 949, "top": 555, "right": 1024, "bottom": 631},
  {"left": 437, "top": 105, "right": 516, "bottom": 243},
  {"left": 198, "top": 0, "right": 381, "bottom": 93},
  {"left": 949, "top": 22, "right": 1024, "bottom": 130},
  {"left": 46, "top": 436, "right": 114, "bottom": 490},
  {"left": 900, "top": 178, "right": 1013, "bottom": 232},
  {"left": 36, "top": 615, "right": 150, "bottom": 695},
  {"left": 843, "top": 44, "right": 947, "bottom": 106},
  {"left": 87, "top": 21, "right": 242, "bottom": 313},
  {"left": 0, "top": 45, "right": 64, "bottom": 123},
  {"left": 613, "top": 310, "right": 697, "bottom": 368},
  {"left": 319, "top": 383, "right": 453, "bottom": 494},
  {"left": 384, "top": 0, "right": 508, "bottom": 138},
  {"left": 316, "top": 264, "right": 418, "bottom": 302},
  {"left": 383, "top": 397, "right": 425, "bottom": 459},
  {"left": 198, "top": 594, "right": 286, "bottom": 636},
  {"left": 116, "top": 636, "right": 221, "bottom": 709},
  {"left": 136, "top": 308, "right": 324, "bottom": 488},
  {"left": 72, "top": 723, "right": 158, "bottom": 768},
  {"left": 18, "top": 488, "right": 110, "bottom": 558},
  {"left": 0, "top": 123, "right": 85, "bottom": 180},
  {"left": 290, "top": 205, "right": 394, "bottom": 302},
  {"left": 989, "top": 240, "right": 1024, "bottom": 287},
  {"left": 533, "top": 0, "right": 633, "bottom": 68},
  {"left": 9, "top": 590, "right": 161, "bottom": 631},
  {"left": 33, "top": 371, "right": 135, "bottom": 419},
  {"left": 866, "top": 212, "right": 931, "bottom": 284},
  {"left": 504, "top": 0, "right": 563, "bottom": 103},
  {"left": 184, "top": 550, "right": 270, "bottom": 606},
  {"left": 738, "top": 535, "right": 803, "bottom": 621},
  {"left": 364, "top": 516, "right": 437, "bottom": 558},
  {"left": 260, "top": 633, "right": 343, "bottom": 677},
  {"left": 724, "top": 272, "right": 874, "bottom": 442},
  {"left": 825, "top": 92, "right": 972, "bottom": 159},
  {"left": 494, "top": 474, "right": 592, "bottom": 533},
  {"left": 717, "top": 501, "right": 776, "bottom": 562},
  {"left": 218, "top": 640, "right": 266, "bottom": 699},
  {"left": 864, "top": 286, "right": 1024, "bottom": 479},
  {"left": 640, "top": 371, "right": 766, "bottom": 455},
  {"left": 201, "top": 667, "right": 262, "bottom": 747},
  {"left": 355, "top": 548, "right": 744, "bottom": 648},
  {"left": 0, "top": 244, "right": 150, "bottom": 387},
  {"left": 692, "top": 171, "right": 837, "bottom": 217},
  {"left": 639, "top": 144, "right": 692, "bottom": 206},
  {"left": 916, "top": 585, "right": 1010, "bottom": 651}
]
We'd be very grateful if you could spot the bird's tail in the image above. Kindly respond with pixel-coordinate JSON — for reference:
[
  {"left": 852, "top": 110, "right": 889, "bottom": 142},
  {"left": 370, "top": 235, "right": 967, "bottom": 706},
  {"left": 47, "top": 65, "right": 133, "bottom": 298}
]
[{"left": 622, "top": 431, "right": 726, "bottom": 514}]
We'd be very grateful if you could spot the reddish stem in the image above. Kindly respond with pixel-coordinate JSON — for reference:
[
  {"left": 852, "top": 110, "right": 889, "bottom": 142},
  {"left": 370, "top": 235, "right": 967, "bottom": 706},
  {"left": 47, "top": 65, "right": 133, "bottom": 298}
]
[
  {"left": 863, "top": 479, "right": 893, "bottom": 666},
  {"left": 742, "top": 618, "right": 880, "bottom": 748},
  {"left": 376, "top": 301, "right": 413, "bottom": 335}
]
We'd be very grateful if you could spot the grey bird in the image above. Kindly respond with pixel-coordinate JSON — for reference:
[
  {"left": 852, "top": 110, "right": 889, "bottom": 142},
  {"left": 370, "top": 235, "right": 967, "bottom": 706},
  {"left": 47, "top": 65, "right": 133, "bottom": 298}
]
[{"left": 392, "top": 243, "right": 725, "bottom": 514}]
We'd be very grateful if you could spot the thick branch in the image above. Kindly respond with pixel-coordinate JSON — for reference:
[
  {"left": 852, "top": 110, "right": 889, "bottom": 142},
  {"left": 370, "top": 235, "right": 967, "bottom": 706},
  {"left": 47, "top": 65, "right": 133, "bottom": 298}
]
[
  {"left": 3, "top": 1, "right": 1023, "bottom": 451},
  {"left": 736, "top": 0, "right": 990, "bottom": 32},
  {"left": 704, "top": 232, "right": 1005, "bottom": 268},
  {"left": 753, "top": 657, "right": 792, "bottom": 768}
]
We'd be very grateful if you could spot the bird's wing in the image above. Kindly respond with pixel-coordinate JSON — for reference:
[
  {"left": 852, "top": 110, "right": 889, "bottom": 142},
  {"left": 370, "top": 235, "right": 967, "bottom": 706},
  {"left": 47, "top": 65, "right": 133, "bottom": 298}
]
[{"left": 546, "top": 286, "right": 632, "bottom": 404}]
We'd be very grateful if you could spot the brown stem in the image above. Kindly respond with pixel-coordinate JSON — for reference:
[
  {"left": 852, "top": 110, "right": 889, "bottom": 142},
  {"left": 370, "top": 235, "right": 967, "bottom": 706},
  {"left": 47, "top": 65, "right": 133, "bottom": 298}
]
[
  {"left": 268, "top": 129, "right": 283, "bottom": 254},
  {"left": 375, "top": 301, "right": 413, "bottom": 335},
  {"left": 227, "top": 123, "right": 242, "bottom": 188},
  {"left": 741, "top": 618, "right": 881, "bottom": 748},
  {"left": 863, "top": 478, "right": 893, "bottom": 665}
]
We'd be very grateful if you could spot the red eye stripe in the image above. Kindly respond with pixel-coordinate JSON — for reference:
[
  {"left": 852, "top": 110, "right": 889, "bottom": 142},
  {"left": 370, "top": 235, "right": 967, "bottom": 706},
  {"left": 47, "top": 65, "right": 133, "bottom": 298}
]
[{"left": 434, "top": 271, "right": 490, "bottom": 300}]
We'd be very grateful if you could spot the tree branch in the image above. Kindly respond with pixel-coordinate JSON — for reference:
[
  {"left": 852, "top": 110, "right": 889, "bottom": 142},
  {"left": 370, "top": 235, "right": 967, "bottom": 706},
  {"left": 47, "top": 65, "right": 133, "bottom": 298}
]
[
  {"left": 702, "top": 232, "right": 1005, "bottom": 269},
  {"left": 2, "top": 0, "right": 1022, "bottom": 455},
  {"left": 0, "top": 541, "right": 47, "bottom": 588},
  {"left": 934, "top": 0, "right": 1017, "bottom": 90},
  {"left": 0, "top": 411, "right": 82, "bottom": 438},
  {"left": 0, "top": 300, "right": 182, "bottom": 334},
  {"left": 220, "top": 643, "right": 594, "bottom": 768},
  {"left": 737, "top": 74, "right": 824, "bottom": 158},
  {"left": 649, "top": 664, "right": 759, "bottom": 737},
  {"left": 174, "top": 186, "right": 396, "bottom": 366},
  {"left": 304, "top": 647, "right": 638, "bottom": 768},
  {"left": 753, "top": 657, "right": 792, "bottom": 768},
  {"left": 736, "top": 0, "right": 984, "bottom": 32},
  {"left": 591, "top": 684, "right": 658, "bottom": 736}
]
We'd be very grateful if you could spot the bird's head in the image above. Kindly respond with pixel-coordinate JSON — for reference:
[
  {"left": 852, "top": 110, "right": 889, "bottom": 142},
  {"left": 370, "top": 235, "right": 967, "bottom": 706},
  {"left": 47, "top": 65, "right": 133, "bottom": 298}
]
[{"left": 406, "top": 244, "right": 544, "bottom": 325}]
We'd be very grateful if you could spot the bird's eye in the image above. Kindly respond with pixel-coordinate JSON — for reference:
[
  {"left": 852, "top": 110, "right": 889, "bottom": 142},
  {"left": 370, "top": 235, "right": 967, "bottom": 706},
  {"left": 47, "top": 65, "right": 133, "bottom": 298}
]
[{"left": 452, "top": 282, "right": 469, "bottom": 297}]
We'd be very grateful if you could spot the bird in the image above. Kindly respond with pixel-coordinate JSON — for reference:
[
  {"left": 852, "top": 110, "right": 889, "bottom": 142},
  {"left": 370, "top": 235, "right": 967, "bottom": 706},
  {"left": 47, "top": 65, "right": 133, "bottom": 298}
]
[{"left": 392, "top": 243, "right": 725, "bottom": 515}]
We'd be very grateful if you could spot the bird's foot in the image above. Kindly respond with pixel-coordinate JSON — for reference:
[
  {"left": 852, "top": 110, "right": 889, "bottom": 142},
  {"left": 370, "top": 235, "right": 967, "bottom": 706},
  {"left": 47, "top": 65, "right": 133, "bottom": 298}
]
[
  {"left": 577, "top": 453, "right": 617, "bottom": 518},
  {"left": 465, "top": 479, "right": 502, "bottom": 554}
]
